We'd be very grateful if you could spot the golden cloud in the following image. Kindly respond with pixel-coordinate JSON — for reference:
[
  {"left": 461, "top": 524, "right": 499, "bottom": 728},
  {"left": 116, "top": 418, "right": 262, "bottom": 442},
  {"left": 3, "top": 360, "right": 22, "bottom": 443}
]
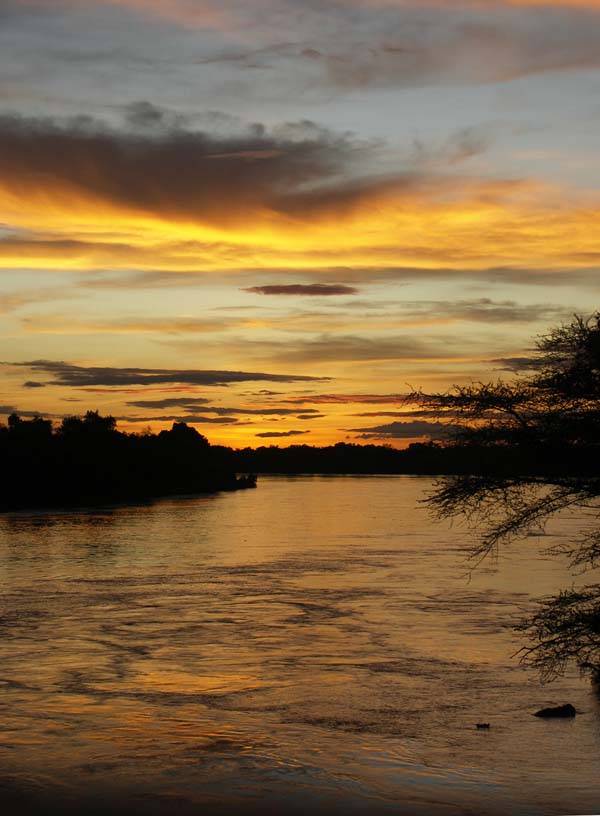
[{"left": 0, "top": 115, "right": 599, "bottom": 279}]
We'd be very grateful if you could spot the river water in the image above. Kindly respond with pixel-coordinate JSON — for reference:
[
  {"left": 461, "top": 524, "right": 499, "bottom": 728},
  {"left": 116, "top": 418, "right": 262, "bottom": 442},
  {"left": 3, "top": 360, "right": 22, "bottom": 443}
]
[{"left": 0, "top": 475, "right": 599, "bottom": 816}]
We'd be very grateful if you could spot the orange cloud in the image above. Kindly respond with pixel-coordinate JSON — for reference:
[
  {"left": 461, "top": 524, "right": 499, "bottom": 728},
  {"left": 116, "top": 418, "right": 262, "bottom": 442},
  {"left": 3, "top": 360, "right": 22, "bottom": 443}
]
[
  {"left": 2, "top": 177, "right": 599, "bottom": 276},
  {"left": 0, "top": 115, "right": 599, "bottom": 280}
]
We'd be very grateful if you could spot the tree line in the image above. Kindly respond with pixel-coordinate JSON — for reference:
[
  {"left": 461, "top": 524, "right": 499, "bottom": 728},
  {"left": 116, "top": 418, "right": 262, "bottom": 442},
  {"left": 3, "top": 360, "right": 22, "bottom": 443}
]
[
  {"left": 0, "top": 412, "right": 255, "bottom": 510},
  {"left": 2, "top": 409, "right": 592, "bottom": 514}
]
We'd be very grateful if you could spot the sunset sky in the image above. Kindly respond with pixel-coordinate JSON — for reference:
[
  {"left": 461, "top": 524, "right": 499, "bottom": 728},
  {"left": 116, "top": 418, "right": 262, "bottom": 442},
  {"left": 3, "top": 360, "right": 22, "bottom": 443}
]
[{"left": 1, "top": 0, "right": 599, "bottom": 446}]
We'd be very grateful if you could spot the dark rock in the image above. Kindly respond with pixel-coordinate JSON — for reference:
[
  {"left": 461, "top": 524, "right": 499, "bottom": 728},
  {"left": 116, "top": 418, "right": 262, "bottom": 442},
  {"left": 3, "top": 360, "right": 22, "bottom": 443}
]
[
  {"left": 476, "top": 723, "right": 490, "bottom": 729},
  {"left": 534, "top": 703, "right": 576, "bottom": 718}
]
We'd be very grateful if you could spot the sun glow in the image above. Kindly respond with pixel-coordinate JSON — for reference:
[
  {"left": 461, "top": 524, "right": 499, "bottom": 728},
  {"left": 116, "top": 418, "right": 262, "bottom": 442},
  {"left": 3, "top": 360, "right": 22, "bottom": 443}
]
[{"left": 2, "top": 179, "right": 599, "bottom": 275}]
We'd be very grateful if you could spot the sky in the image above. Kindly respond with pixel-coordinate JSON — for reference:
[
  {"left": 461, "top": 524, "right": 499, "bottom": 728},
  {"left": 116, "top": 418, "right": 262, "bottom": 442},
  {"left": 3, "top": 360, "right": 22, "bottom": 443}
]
[{"left": 1, "top": 0, "right": 599, "bottom": 447}]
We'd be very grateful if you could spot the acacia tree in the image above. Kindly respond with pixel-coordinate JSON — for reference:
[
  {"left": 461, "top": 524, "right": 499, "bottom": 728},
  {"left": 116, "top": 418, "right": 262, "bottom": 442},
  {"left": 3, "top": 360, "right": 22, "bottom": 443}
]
[{"left": 411, "top": 313, "right": 600, "bottom": 681}]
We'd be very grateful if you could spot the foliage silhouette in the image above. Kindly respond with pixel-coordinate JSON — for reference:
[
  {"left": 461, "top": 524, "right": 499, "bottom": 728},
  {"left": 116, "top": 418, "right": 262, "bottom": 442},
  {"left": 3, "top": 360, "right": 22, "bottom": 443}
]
[
  {"left": 0, "top": 411, "right": 255, "bottom": 510},
  {"left": 409, "top": 313, "right": 600, "bottom": 680}
]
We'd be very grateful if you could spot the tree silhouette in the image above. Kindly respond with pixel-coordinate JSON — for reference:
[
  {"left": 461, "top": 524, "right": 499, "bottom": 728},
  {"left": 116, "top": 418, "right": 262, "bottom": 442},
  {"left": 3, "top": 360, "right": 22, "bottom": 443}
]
[
  {"left": 0, "top": 415, "right": 254, "bottom": 509},
  {"left": 60, "top": 410, "right": 117, "bottom": 437},
  {"left": 410, "top": 313, "right": 600, "bottom": 680}
]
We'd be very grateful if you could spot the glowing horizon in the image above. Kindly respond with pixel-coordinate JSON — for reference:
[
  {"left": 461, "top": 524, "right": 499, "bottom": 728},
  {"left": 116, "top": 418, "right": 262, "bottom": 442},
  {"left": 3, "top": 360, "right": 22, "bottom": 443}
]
[{"left": 1, "top": 0, "right": 598, "bottom": 447}]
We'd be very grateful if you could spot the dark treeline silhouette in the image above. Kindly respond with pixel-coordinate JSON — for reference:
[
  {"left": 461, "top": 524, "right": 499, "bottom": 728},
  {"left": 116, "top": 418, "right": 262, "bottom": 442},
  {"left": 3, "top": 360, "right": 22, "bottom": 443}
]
[
  {"left": 220, "top": 439, "right": 597, "bottom": 477},
  {"left": 2, "top": 406, "right": 597, "bottom": 512},
  {"left": 0, "top": 410, "right": 256, "bottom": 510}
]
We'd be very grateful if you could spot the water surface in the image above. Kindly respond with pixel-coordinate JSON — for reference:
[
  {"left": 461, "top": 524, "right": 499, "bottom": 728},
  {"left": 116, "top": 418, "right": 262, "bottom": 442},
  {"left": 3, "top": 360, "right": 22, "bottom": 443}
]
[{"left": 1, "top": 476, "right": 598, "bottom": 815}]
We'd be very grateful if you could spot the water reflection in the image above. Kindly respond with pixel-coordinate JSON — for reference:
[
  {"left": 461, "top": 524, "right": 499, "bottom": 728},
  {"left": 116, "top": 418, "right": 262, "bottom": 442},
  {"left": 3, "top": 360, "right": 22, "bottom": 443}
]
[{"left": 0, "top": 476, "right": 598, "bottom": 815}]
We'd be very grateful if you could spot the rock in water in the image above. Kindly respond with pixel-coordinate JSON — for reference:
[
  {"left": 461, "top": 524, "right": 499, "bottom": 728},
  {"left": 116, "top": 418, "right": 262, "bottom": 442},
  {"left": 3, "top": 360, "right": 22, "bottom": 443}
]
[{"left": 534, "top": 704, "right": 576, "bottom": 718}]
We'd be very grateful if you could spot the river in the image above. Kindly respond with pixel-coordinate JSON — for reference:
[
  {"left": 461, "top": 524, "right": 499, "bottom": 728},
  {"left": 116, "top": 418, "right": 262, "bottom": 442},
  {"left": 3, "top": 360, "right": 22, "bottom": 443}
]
[{"left": 0, "top": 475, "right": 598, "bottom": 815}]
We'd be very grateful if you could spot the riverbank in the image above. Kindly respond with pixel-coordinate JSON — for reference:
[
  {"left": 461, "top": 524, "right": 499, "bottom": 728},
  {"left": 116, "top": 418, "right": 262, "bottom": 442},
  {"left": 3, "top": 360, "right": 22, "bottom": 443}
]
[{"left": 0, "top": 412, "right": 256, "bottom": 511}]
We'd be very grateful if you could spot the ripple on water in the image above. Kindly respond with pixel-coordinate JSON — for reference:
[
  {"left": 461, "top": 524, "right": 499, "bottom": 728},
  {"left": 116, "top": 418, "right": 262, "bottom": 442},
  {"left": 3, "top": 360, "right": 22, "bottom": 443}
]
[{"left": 0, "top": 476, "right": 599, "bottom": 816}]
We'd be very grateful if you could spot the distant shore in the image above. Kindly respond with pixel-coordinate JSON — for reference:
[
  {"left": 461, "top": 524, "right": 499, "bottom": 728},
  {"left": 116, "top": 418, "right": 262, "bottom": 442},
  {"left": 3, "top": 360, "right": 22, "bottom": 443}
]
[
  {"left": 0, "top": 412, "right": 256, "bottom": 512},
  {"left": 1, "top": 409, "right": 594, "bottom": 512}
]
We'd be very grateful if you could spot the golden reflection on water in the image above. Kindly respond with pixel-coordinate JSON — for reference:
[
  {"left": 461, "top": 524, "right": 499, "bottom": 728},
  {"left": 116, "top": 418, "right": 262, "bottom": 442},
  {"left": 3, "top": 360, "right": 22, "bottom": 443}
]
[{"left": 0, "top": 476, "right": 599, "bottom": 815}]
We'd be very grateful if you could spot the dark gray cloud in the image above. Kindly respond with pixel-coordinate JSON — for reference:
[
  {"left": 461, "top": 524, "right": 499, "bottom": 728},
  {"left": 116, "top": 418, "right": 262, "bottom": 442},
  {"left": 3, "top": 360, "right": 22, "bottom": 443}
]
[
  {"left": 350, "top": 420, "right": 462, "bottom": 440},
  {"left": 270, "top": 297, "right": 576, "bottom": 325},
  {"left": 255, "top": 334, "right": 456, "bottom": 364},
  {"left": 0, "top": 113, "right": 393, "bottom": 225},
  {"left": 125, "top": 396, "right": 322, "bottom": 416},
  {"left": 125, "top": 397, "right": 212, "bottom": 408},
  {"left": 244, "top": 283, "right": 359, "bottom": 296},
  {"left": 179, "top": 416, "right": 240, "bottom": 424},
  {"left": 0, "top": 405, "right": 55, "bottom": 418},
  {"left": 124, "top": 100, "right": 191, "bottom": 131},
  {"left": 284, "top": 393, "right": 407, "bottom": 405},
  {"left": 6, "top": 360, "right": 328, "bottom": 387},
  {"left": 23, "top": 380, "right": 46, "bottom": 388},
  {"left": 296, "top": 413, "right": 324, "bottom": 419},
  {"left": 118, "top": 414, "right": 239, "bottom": 424},
  {"left": 351, "top": 409, "right": 459, "bottom": 418},
  {"left": 127, "top": 397, "right": 318, "bottom": 416},
  {"left": 255, "top": 429, "right": 310, "bottom": 438},
  {"left": 214, "top": 407, "right": 320, "bottom": 416},
  {"left": 393, "top": 299, "right": 575, "bottom": 325},
  {"left": 490, "top": 355, "right": 543, "bottom": 372}
]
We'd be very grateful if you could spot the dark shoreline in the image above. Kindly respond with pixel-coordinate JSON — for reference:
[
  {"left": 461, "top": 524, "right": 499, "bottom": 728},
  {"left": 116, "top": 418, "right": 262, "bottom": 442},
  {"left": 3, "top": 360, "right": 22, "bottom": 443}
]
[
  {"left": 2, "top": 410, "right": 596, "bottom": 513},
  {"left": 0, "top": 474, "right": 257, "bottom": 514},
  {"left": 0, "top": 412, "right": 257, "bottom": 514}
]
